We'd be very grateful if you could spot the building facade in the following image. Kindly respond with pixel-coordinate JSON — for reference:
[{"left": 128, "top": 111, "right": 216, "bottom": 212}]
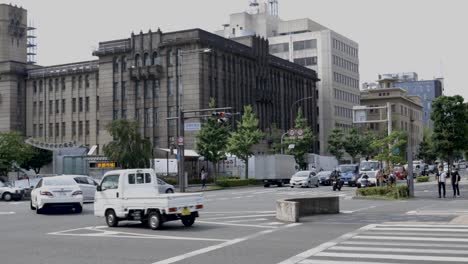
[
  {"left": 360, "top": 87, "right": 424, "bottom": 158},
  {"left": 216, "top": 0, "right": 360, "bottom": 154},
  {"left": 0, "top": 4, "right": 319, "bottom": 157}
]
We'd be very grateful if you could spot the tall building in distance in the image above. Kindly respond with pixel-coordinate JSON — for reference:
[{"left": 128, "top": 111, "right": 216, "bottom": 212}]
[
  {"left": 362, "top": 72, "right": 443, "bottom": 129},
  {"left": 216, "top": 0, "right": 360, "bottom": 155}
]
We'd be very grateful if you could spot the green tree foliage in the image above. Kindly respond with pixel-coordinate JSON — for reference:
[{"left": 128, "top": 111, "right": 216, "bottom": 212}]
[
  {"left": 103, "top": 119, "right": 152, "bottom": 169},
  {"left": 360, "top": 131, "right": 379, "bottom": 160},
  {"left": 431, "top": 95, "right": 468, "bottom": 168},
  {"left": 285, "top": 107, "right": 315, "bottom": 169},
  {"left": 371, "top": 130, "right": 407, "bottom": 172},
  {"left": 226, "top": 105, "right": 263, "bottom": 179},
  {"left": 0, "top": 131, "right": 33, "bottom": 176},
  {"left": 196, "top": 98, "right": 229, "bottom": 180},
  {"left": 417, "top": 127, "right": 437, "bottom": 164},
  {"left": 343, "top": 128, "right": 364, "bottom": 163},
  {"left": 20, "top": 148, "right": 52, "bottom": 174},
  {"left": 328, "top": 128, "right": 345, "bottom": 162}
]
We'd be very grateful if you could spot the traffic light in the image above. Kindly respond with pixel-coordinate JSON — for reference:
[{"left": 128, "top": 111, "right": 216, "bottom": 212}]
[{"left": 212, "top": 112, "right": 228, "bottom": 124}]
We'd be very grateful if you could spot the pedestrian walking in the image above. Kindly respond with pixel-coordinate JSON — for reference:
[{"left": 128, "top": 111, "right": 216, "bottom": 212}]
[
  {"left": 200, "top": 167, "right": 207, "bottom": 190},
  {"left": 451, "top": 165, "right": 461, "bottom": 197},
  {"left": 438, "top": 166, "right": 447, "bottom": 198}
]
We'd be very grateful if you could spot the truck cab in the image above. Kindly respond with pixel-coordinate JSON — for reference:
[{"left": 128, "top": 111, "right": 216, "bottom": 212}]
[{"left": 94, "top": 169, "right": 204, "bottom": 230}]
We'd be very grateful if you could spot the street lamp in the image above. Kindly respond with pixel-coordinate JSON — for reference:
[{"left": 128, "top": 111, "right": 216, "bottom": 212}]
[
  {"left": 175, "top": 47, "right": 212, "bottom": 193},
  {"left": 290, "top": 96, "right": 315, "bottom": 128}
]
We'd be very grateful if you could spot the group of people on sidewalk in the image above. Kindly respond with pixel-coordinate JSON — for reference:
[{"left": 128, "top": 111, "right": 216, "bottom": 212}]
[{"left": 437, "top": 165, "right": 461, "bottom": 198}]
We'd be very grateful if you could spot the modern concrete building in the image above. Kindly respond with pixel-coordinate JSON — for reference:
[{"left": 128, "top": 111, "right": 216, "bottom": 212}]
[
  {"left": 216, "top": 0, "right": 360, "bottom": 155},
  {"left": 360, "top": 86, "right": 424, "bottom": 157},
  {"left": 0, "top": 4, "right": 319, "bottom": 159},
  {"left": 362, "top": 72, "right": 443, "bottom": 129}
]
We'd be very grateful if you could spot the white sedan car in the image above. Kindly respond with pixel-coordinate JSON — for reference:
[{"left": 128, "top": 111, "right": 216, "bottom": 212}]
[
  {"left": 63, "top": 175, "right": 98, "bottom": 202},
  {"left": 30, "top": 176, "right": 83, "bottom": 214}
]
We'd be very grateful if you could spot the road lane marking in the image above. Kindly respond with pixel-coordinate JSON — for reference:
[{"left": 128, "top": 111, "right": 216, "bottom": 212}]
[
  {"left": 364, "top": 231, "right": 468, "bottom": 237},
  {"left": 299, "top": 260, "right": 411, "bottom": 264},
  {"left": 341, "top": 205, "right": 376, "bottom": 214},
  {"left": 354, "top": 235, "right": 468, "bottom": 242},
  {"left": 341, "top": 240, "right": 468, "bottom": 248},
  {"left": 226, "top": 218, "right": 268, "bottom": 223},
  {"left": 202, "top": 211, "right": 275, "bottom": 214},
  {"left": 330, "top": 245, "right": 468, "bottom": 255},
  {"left": 315, "top": 252, "right": 468, "bottom": 262},
  {"left": 373, "top": 227, "right": 468, "bottom": 232},
  {"left": 0, "top": 211, "right": 15, "bottom": 215},
  {"left": 202, "top": 214, "right": 276, "bottom": 220},
  {"left": 152, "top": 223, "right": 301, "bottom": 264},
  {"left": 197, "top": 220, "right": 278, "bottom": 229}
]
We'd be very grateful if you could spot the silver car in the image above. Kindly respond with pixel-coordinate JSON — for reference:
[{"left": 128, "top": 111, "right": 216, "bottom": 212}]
[
  {"left": 158, "top": 179, "right": 175, "bottom": 193},
  {"left": 290, "top": 171, "right": 319, "bottom": 188}
]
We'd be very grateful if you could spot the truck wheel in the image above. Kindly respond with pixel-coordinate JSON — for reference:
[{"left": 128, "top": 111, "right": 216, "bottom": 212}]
[
  {"left": 2, "top": 193, "right": 12, "bottom": 201},
  {"left": 105, "top": 210, "right": 119, "bottom": 227},
  {"left": 181, "top": 215, "right": 195, "bottom": 227},
  {"left": 148, "top": 211, "right": 163, "bottom": 230},
  {"left": 277, "top": 182, "right": 283, "bottom": 187},
  {"left": 165, "top": 189, "right": 174, "bottom": 194},
  {"left": 315, "top": 183, "right": 319, "bottom": 188}
]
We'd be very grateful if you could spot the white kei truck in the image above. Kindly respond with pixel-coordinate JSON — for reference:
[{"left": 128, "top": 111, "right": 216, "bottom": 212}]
[{"left": 94, "top": 169, "right": 204, "bottom": 230}]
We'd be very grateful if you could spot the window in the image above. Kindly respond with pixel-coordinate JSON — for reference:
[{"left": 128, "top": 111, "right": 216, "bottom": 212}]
[
  {"left": 152, "top": 52, "right": 158, "bottom": 65},
  {"left": 113, "top": 57, "right": 119, "bottom": 72},
  {"left": 61, "top": 99, "right": 66, "bottom": 114},
  {"left": 33, "top": 81, "right": 37, "bottom": 93},
  {"left": 145, "top": 173, "right": 151, "bottom": 183},
  {"left": 49, "top": 100, "right": 53, "bottom": 114},
  {"left": 85, "top": 75, "right": 90, "bottom": 88},
  {"left": 113, "top": 110, "right": 119, "bottom": 120},
  {"left": 135, "top": 54, "right": 141, "bottom": 67},
  {"left": 79, "top": 121, "right": 83, "bottom": 136},
  {"left": 55, "top": 100, "right": 59, "bottom": 114},
  {"left": 113, "top": 82, "right": 118, "bottom": 101},
  {"left": 96, "top": 96, "right": 100, "bottom": 111},
  {"left": 122, "top": 81, "right": 126, "bottom": 101},
  {"left": 153, "top": 108, "right": 158, "bottom": 127},
  {"left": 96, "top": 120, "right": 100, "bottom": 134},
  {"left": 72, "top": 77, "right": 76, "bottom": 89},
  {"left": 72, "top": 98, "right": 76, "bottom": 112},
  {"left": 269, "top": 43, "right": 289, "bottom": 53},
  {"left": 85, "top": 121, "right": 90, "bottom": 135},
  {"left": 135, "top": 109, "right": 140, "bottom": 121},
  {"left": 79, "top": 98, "right": 83, "bottom": 112},
  {"left": 39, "top": 101, "right": 43, "bottom": 115},
  {"left": 33, "top": 102, "right": 37, "bottom": 116},
  {"left": 144, "top": 80, "right": 149, "bottom": 98},
  {"left": 101, "top": 175, "right": 119, "bottom": 190},
  {"left": 49, "top": 123, "right": 53, "bottom": 137},
  {"left": 39, "top": 124, "right": 43, "bottom": 137},
  {"left": 135, "top": 81, "right": 140, "bottom": 98},
  {"left": 293, "top": 40, "right": 316, "bottom": 50},
  {"left": 128, "top": 173, "right": 148, "bottom": 184},
  {"left": 85, "top": 97, "right": 89, "bottom": 112},
  {"left": 153, "top": 80, "right": 160, "bottom": 98},
  {"left": 121, "top": 56, "right": 127, "bottom": 71},
  {"left": 55, "top": 79, "right": 59, "bottom": 91},
  {"left": 33, "top": 124, "right": 37, "bottom": 137},
  {"left": 61, "top": 78, "right": 66, "bottom": 90},
  {"left": 293, "top": 56, "right": 317, "bottom": 66},
  {"left": 144, "top": 108, "right": 150, "bottom": 127},
  {"left": 55, "top": 123, "right": 59, "bottom": 137},
  {"left": 49, "top": 79, "right": 53, "bottom": 91},
  {"left": 61, "top": 122, "right": 65, "bottom": 137},
  {"left": 78, "top": 76, "right": 82, "bottom": 89},
  {"left": 168, "top": 78, "right": 173, "bottom": 96},
  {"left": 144, "top": 53, "right": 150, "bottom": 66}
]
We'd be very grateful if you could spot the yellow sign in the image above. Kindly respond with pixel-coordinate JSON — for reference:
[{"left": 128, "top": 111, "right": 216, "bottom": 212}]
[{"left": 97, "top": 162, "right": 116, "bottom": 168}]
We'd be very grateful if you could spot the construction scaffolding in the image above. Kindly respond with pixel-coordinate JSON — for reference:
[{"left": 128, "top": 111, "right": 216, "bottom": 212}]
[{"left": 27, "top": 21, "right": 37, "bottom": 64}]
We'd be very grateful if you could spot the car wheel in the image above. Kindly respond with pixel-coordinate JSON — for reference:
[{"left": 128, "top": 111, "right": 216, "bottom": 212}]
[
  {"left": 36, "top": 205, "right": 43, "bottom": 214},
  {"left": 315, "top": 182, "right": 319, "bottom": 188},
  {"left": 30, "top": 200, "right": 35, "bottom": 210},
  {"left": 277, "top": 182, "right": 283, "bottom": 187},
  {"left": 181, "top": 215, "right": 196, "bottom": 227},
  {"left": 148, "top": 211, "right": 163, "bottom": 230},
  {"left": 74, "top": 205, "right": 83, "bottom": 214},
  {"left": 165, "top": 188, "right": 174, "bottom": 194},
  {"left": 2, "top": 192, "right": 12, "bottom": 201},
  {"left": 264, "top": 184, "right": 270, "bottom": 188},
  {"left": 105, "top": 209, "right": 119, "bottom": 227}
]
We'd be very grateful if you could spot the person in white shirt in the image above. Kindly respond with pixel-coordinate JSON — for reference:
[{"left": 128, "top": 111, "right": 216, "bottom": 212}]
[{"left": 438, "top": 166, "right": 447, "bottom": 198}]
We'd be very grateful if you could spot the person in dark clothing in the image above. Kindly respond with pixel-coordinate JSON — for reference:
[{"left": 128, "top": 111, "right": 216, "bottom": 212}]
[
  {"left": 451, "top": 166, "right": 461, "bottom": 197},
  {"left": 200, "top": 167, "right": 207, "bottom": 190},
  {"left": 438, "top": 166, "right": 447, "bottom": 198}
]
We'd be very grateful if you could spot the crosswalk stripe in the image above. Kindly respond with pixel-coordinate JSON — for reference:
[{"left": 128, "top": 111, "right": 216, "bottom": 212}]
[
  {"left": 341, "top": 240, "right": 468, "bottom": 248},
  {"left": 299, "top": 260, "right": 411, "bottom": 264},
  {"left": 315, "top": 252, "right": 468, "bottom": 262},
  {"left": 330, "top": 245, "right": 468, "bottom": 255},
  {"left": 372, "top": 227, "right": 468, "bottom": 232},
  {"left": 364, "top": 231, "right": 468, "bottom": 237},
  {"left": 354, "top": 235, "right": 468, "bottom": 242},
  {"left": 375, "top": 224, "right": 468, "bottom": 228}
]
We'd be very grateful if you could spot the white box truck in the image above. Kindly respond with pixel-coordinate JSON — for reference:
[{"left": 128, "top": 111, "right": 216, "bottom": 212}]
[
  {"left": 250, "top": 155, "right": 297, "bottom": 187},
  {"left": 307, "top": 154, "right": 338, "bottom": 172}
]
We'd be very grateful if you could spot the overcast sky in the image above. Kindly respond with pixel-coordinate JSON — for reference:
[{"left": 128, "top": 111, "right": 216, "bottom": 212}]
[{"left": 13, "top": 0, "right": 467, "bottom": 99}]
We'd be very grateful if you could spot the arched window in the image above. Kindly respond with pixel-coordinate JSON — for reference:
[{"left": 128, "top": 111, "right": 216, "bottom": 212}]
[
  {"left": 135, "top": 54, "right": 142, "bottom": 67},
  {"left": 113, "top": 57, "right": 119, "bottom": 72},
  {"left": 152, "top": 52, "right": 158, "bottom": 65},
  {"left": 144, "top": 53, "right": 150, "bottom": 66},
  {"left": 121, "top": 56, "right": 127, "bottom": 71}
]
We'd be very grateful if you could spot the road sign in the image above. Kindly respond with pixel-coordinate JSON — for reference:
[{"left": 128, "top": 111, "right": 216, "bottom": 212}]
[
  {"left": 288, "top": 144, "right": 295, "bottom": 149},
  {"left": 297, "top": 129, "right": 304, "bottom": 139},
  {"left": 288, "top": 129, "right": 296, "bottom": 138},
  {"left": 177, "top": 137, "right": 184, "bottom": 146},
  {"left": 184, "top": 122, "right": 201, "bottom": 131}
]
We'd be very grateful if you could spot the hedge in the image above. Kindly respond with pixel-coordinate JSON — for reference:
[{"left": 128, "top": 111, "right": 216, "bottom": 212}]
[
  {"left": 416, "top": 176, "right": 429, "bottom": 182},
  {"left": 356, "top": 185, "right": 410, "bottom": 199},
  {"left": 216, "top": 178, "right": 262, "bottom": 188}
]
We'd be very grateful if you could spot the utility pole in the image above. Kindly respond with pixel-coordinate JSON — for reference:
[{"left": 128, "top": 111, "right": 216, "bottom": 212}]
[{"left": 407, "top": 116, "right": 414, "bottom": 197}]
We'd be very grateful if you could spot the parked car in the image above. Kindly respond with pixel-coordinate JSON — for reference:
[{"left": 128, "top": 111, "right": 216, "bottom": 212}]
[
  {"left": 356, "top": 171, "right": 379, "bottom": 188},
  {"left": 30, "top": 176, "right": 84, "bottom": 214},
  {"left": 318, "top": 171, "right": 333, "bottom": 186},
  {"left": 0, "top": 181, "right": 24, "bottom": 201},
  {"left": 338, "top": 164, "right": 359, "bottom": 186},
  {"left": 94, "top": 169, "right": 204, "bottom": 230},
  {"left": 393, "top": 166, "right": 407, "bottom": 180},
  {"left": 157, "top": 178, "right": 175, "bottom": 193},
  {"left": 63, "top": 175, "right": 98, "bottom": 202},
  {"left": 290, "top": 171, "right": 319, "bottom": 188}
]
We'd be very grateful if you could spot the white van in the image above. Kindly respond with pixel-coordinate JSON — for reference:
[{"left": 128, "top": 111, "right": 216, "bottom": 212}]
[{"left": 94, "top": 169, "right": 204, "bottom": 230}]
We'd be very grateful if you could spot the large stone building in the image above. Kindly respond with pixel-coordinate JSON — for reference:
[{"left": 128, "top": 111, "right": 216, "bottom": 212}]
[
  {"left": 216, "top": 0, "right": 360, "bottom": 154},
  {"left": 0, "top": 4, "right": 319, "bottom": 157},
  {"left": 360, "top": 85, "right": 424, "bottom": 158}
]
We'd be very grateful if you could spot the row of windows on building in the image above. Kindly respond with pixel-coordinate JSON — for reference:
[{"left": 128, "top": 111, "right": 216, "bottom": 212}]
[
  {"left": 113, "top": 80, "right": 162, "bottom": 101},
  {"left": 32, "top": 120, "right": 97, "bottom": 138},
  {"left": 113, "top": 52, "right": 161, "bottom": 73},
  {"left": 333, "top": 72, "right": 359, "bottom": 89},
  {"left": 335, "top": 122, "right": 353, "bottom": 132},
  {"left": 332, "top": 38, "right": 358, "bottom": 57},
  {"left": 32, "top": 74, "right": 94, "bottom": 94},
  {"left": 367, "top": 104, "right": 421, "bottom": 121},
  {"left": 335, "top": 106, "right": 353, "bottom": 119},
  {"left": 332, "top": 55, "right": 358, "bottom": 73},
  {"left": 269, "top": 39, "right": 317, "bottom": 54},
  {"left": 334, "top": 89, "right": 360, "bottom": 104},
  {"left": 368, "top": 121, "right": 420, "bottom": 136},
  {"left": 32, "top": 97, "right": 99, "bottom": 116},
  {"left": 112, "top": 108, "right": 159, "bottom": 128},
  {"left": 293, "top": 56, "right": 317, "bottom": 67}
]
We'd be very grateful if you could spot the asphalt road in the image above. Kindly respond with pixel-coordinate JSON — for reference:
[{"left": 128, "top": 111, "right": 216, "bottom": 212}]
[{"left": 1, "top": 182, "right": 468, "bottom": 264}]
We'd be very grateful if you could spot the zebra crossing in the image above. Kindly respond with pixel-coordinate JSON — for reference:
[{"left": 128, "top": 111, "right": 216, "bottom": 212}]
[{"left": 279, "top": 223, "right": 468, "bottom": 264}]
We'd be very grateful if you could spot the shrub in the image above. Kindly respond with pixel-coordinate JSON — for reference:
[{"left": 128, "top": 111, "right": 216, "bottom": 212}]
[
  {"left": 416, "top": 176, "right": 429, "bottom": 182},
  {"left": 356, "top": 185, "right": 409, "bottom": 199},
  {"left": 216, "top": 178, "right": 262, "bottom": 188}
]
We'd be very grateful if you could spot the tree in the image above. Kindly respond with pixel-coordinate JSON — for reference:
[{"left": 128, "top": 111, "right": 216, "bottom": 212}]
[
  {"left": 103, "top": 119, "right": 152, "bottom": 169},
  {"left": 431, "top": 95, "right": 468, "bottom": 169},
  {"left": 360, "top": 131, "right": 379, "bottom": 160},
  {"left": 371, "top": 130, "right": 407, "bottom": 173},
  {"left": 196, "top": 98, "right": 229, "bottom": 181},
  {"left": 226, "top": 105, "right": 263, "bottom": 179},
  {"left": 20, "top": 148, "right": 52, "bottom": 174},
  {"left": 0, "top": 131, "right": 33, "bottom": 176},
  {"left": 418, "top": 127, "right": 437, "bottom": 164},
  {"left": 343, "top": 128, "right": 364, "bottom": 163},
  {"left": 327, "top": 128, "right": 345, "bottom": 162},
  {"left": 285, "top": 107, "right": 315, "bottom": 169}
]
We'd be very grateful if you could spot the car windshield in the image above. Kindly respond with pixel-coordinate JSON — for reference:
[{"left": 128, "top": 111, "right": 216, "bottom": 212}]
[
  {"left": 339, "top": 166, "right": 356, "bottom": 173},
  {"left": 293, "top": 172, "right": 310, "bottom": 178},
  {"left": 360, "top": 161, "right": 379, "bottom": 171},
  {"left": 362, "top": 172, "right": 377, "bottom": 178},
  {"left": 317, "top": 171, "right": 332, "bottom": 177},
  {"left": 43, "top": 177, "right": 77, "bottom": 186}
]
